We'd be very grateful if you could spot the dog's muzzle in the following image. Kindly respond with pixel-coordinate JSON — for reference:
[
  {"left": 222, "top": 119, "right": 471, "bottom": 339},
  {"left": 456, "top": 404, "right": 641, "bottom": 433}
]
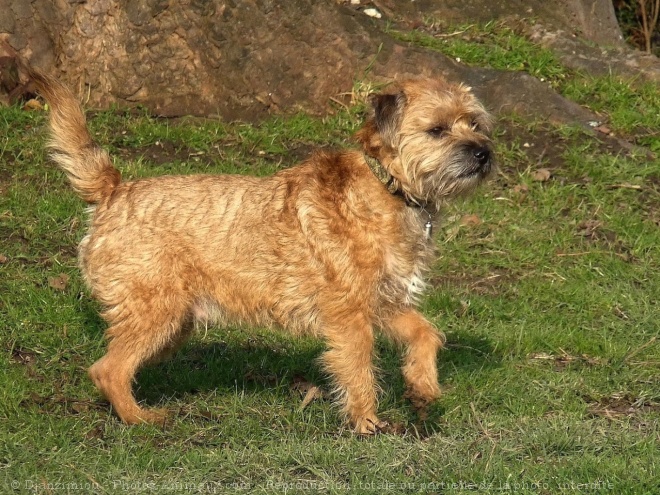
[{"left": 458, "top": 144, "right": 493, "bottom": 178}]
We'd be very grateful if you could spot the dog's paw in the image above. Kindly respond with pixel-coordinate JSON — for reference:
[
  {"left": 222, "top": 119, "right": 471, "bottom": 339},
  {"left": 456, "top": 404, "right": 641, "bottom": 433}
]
[
  {"left": 403, "top": 389, "right": 440, "bottom": 421},
  {"left": 354, "top": 416, "right": 390, "bottom": 435},
  {"left": 354, "top": 417, "right": 410, "bottom": 436},
  {"left": 128, "top": 407, "right": 169, "bottom": 426}
]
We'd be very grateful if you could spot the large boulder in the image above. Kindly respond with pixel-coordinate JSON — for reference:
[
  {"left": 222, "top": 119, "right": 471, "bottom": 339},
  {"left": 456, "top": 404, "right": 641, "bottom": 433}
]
[{"left": 0, "top": 0, "right": 656, "bottom": 122}]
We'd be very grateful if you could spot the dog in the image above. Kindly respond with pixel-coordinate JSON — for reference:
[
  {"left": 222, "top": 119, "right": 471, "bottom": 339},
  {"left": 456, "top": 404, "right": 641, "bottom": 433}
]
[{"left": 32, "top": 72, "right": 493, "bottom": 434}]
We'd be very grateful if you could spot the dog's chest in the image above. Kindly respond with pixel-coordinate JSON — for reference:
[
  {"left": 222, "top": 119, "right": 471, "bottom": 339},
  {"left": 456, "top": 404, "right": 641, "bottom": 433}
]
[{"left": 379, "top": 240, "right": 433, "bottom": 307}]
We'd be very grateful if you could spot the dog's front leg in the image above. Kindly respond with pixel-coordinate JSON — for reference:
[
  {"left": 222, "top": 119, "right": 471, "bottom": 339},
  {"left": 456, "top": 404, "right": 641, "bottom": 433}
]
[
  {"left": 320, "top": 312, "right": 386, "bottom": 434},
  {"left": 383, "top": 309, "right": 444, "bottom": 410}
]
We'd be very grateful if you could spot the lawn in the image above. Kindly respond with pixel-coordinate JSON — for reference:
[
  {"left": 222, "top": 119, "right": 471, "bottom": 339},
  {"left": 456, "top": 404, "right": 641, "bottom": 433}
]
[{"left": 1, "top": 22, "right": 659, "bottom": 494}]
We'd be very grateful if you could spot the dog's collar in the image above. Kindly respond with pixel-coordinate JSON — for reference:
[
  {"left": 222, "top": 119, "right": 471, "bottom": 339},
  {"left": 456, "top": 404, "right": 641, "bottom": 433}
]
[
  {"left": 363, "top": 154, "right": 399, "bottom": 195},
  {"left": 363, "top": 154, "right": 426, "bottom": 209},
  {"left": 363, "top": 154, "right": 434, "bottom": 239}
]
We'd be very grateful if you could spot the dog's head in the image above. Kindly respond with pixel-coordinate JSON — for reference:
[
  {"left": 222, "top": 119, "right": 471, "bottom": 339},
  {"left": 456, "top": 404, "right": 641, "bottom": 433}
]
[{"left": 357, "top": 78, "right": 494, "bottom": 208}]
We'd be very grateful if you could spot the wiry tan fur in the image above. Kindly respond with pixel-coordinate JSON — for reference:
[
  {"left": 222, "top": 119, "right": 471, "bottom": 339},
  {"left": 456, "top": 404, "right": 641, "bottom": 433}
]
[{"left": 32, "top": 72, "right": 493, "bottom": 434}]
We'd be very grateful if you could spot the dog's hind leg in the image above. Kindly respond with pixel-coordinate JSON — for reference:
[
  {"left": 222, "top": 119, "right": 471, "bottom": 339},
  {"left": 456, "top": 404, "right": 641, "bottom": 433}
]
[{"left": 88, "top": 293, "right": 191, "bottom": 425}]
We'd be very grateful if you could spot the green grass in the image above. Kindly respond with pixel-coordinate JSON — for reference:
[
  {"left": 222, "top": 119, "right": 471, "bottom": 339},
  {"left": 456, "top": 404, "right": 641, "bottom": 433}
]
[
  {"left": 2, "top": 24, "right": 660, "bottom": 495},
  {"left": 389, "top": 21, "right": 568, "bottom": 85}
]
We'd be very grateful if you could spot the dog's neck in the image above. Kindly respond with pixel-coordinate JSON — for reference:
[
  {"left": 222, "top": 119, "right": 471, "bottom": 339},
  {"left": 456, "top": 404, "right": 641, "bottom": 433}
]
[
  {"left": 363, "top": 154, "right": 428, "bottom": 210},
  {"left": 363, "top": 153, "right": 434, "bottom": 239},
  {"left": 363, "top": 153, "right": 399, "bottom": 194}
]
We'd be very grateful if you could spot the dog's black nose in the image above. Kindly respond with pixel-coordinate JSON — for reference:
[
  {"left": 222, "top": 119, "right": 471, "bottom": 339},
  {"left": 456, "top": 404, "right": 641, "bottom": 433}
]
[{"left": 473, "top": 146, "right": 491, "bottom": 165}]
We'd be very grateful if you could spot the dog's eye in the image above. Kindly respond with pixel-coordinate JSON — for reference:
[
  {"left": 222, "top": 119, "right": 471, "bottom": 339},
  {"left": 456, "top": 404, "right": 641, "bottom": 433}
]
[
  {"left": 427, "top": 126, "right": 445, "bottom": 138},
  {"left": 471, "top": 120, "right": 480, "bottom": 131}
]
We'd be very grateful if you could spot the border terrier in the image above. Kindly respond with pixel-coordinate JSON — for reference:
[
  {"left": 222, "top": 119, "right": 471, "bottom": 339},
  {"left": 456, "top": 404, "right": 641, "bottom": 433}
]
[{"left": 32, "top": 72, "right": 493, "bottom": 434}]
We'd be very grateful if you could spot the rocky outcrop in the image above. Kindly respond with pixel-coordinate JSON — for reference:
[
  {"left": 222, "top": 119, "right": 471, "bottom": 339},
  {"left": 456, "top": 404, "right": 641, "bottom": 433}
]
[{"left": 0, "top": 0, "right": 657, "bottom": 123}]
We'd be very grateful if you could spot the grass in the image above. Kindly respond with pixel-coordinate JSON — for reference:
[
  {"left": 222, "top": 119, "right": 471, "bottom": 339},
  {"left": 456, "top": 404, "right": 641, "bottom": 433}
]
[
  {"left": 389, "top": 21, "right": 568, "bottom": 84},
  {"left": 2, "top": 22, "right": 660, "bottom": 495}
]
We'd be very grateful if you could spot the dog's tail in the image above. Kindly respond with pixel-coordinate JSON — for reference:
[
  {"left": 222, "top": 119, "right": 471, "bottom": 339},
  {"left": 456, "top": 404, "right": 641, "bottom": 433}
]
[{"left": 30, "top": 70, "right": 120, "bottom": 204}]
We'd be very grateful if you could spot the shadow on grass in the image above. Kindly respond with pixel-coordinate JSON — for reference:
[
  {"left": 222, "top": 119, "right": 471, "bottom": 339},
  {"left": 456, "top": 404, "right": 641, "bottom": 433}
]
[
  {"left": 441, "top": 331, "right": 501, "bottom": 374},
  {"left": 130, "top": 327, "right": 501, "bottom": 434},
  {"left": 423, "top": 332, "right": 502, "bottom": 435},
  {"left": 137, "top": 337, "right": 325, "bottom": 404},
  {"left": 78, "top": 297, "right": 107, "bottom": 340}
]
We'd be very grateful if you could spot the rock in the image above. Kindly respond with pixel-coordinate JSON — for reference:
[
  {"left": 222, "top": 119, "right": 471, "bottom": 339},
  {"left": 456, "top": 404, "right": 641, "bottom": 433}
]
[{"left": 1, "top": 0, "right": 655, "bottom": 124}]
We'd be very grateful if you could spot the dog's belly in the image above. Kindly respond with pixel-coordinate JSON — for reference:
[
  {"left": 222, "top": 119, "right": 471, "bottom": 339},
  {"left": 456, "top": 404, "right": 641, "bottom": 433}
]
[
  {"left": 190, "top": 288, "right": 322, "bottom": 336},
  {"left": 190, "top": 269, "right": 323, "bottom": 336}
]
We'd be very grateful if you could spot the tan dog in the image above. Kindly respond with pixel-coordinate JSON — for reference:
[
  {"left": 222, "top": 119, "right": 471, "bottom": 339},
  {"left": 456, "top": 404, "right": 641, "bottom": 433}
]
[{"left": 33, "top": 72, "right": 493, "bottom": 434}]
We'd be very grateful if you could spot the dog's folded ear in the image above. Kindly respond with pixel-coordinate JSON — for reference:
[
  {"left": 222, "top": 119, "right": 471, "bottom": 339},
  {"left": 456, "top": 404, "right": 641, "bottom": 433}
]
[{"left": 370, "top": 91, "right": 406, "bottom": 148}]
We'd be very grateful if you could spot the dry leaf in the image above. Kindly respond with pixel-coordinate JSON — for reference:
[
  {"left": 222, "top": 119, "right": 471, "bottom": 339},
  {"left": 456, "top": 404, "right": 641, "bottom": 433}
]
[
  {"left": 455, "top": 300, "right": 470, "bottom": 318},
  {"left": 48, "top": 273, "right": 70, "bottom": 291},
  {"left": 613, "top": 305, "right": 629, "bottom": 320},
  {"left": 85, "top": 425, "right": 105, "bottom": 441},
  {"left": 71, "top": 402, "right": 91, "bottom": 414},
  {"left": 299, "top": 385, "right": 324, "bottom": 410},
  {"left": 11, "top": 347, "right": 38, "bottom": 365},
  {"left": 512, "top": 184, "right": 529, "bottom": 194},
  {"left": 531, "top": 168, "right": 551, "bottom": 182},
  {"left": 529, "top": 351, "right": 603, "bottom": 368},
  {"left": 577, "top": 220, "right": 603, "bottom": 238},
  {"left": 586, "top": 392, "right": 657, "bottom": 419},
  {"left": 608, "top": 183, "right": 642, "bottom": 191},
  {"left": 0, "top": 254, "right": 7, "bottom": 264},
  {"left": 529, "top": 352, "right": 554, "bottom": 361},
  {"left": 23, "top": 99, "right": 44, "bottom": 111},
  {"left": 291, "top": 378, "right": 319, "bottom": 394},
  {"left": 291, "top": 378, "right": 325, "bottom": 409},
  {"left": 594, "top": 124, "right": 612, "bottom": 135},
  {"left": 444, "top": 225, "right": 461, "bottom": 242},
  {"left": 459, "top": 214, "right": 481, "bottom": 226}
]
